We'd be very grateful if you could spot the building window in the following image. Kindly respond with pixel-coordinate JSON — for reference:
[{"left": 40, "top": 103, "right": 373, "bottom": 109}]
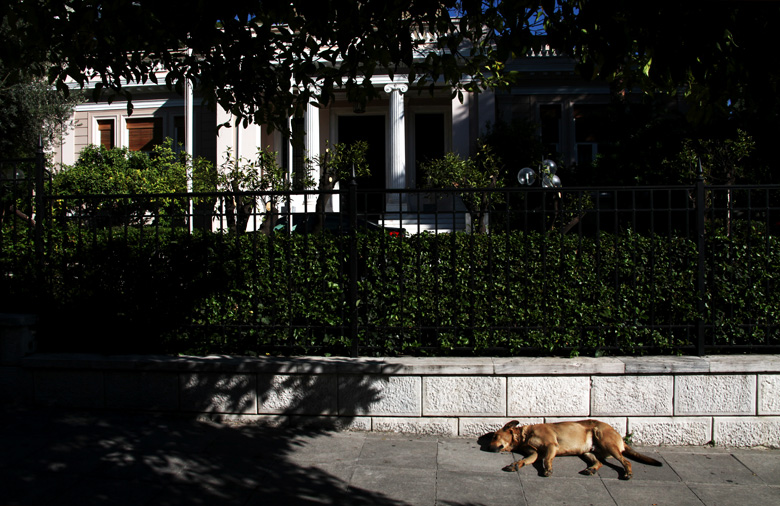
[
  {"left": 539, "top": 104, "right": 562, "bottom": 154},
  {"left": 126, "top": 117, "right": 163, "bottom": 152},
  {"left": 97, "top": 119, "right": 115, "bottom": 149},
  {"left": 573, "top": 105, "right": 609, "bottom": 167}
]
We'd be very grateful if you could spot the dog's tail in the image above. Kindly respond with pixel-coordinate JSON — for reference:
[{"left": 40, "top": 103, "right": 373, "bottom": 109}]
[{"left": 623, "top": 446, "right": 663, "bottom": 466}]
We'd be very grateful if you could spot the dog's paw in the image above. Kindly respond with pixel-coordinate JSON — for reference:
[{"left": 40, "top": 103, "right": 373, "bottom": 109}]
[
  {"left": 502, "top": 463, "right": 518, "bottom": 472},
  {"left": 542, "top": 469, "right": 553, "bottom": 477},
  {"left": 621, "top": 473, "right": 633, "bottom": 481},
  {"left": 581, "top": 468, "right": 598, "bottom": 476}
]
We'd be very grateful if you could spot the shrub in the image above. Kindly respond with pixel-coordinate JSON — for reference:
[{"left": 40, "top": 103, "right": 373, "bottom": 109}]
[
  {"left": 14, "top": 224, "right": 777, "bottom": 357},
  {"left": 52, "top": 140, "right": 215, "bottom": 227}
]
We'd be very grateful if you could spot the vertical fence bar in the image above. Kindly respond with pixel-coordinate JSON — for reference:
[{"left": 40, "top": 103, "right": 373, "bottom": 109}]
[
  {"left": 348, "top": 174, "right": 359, "bottom": 357},
  {"left": 695, "top": 160, "right": 707, "bottom": 355},
  {"left": 34, "top": 138, "right": 46, "bottom": 287}
]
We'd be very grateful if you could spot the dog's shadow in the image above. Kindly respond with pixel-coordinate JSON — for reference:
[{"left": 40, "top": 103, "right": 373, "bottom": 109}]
[
  {"left": 477, "top": 432, "right": 625, "bottom": 478},
  {"left": 477, "top": 432, "right": 494, "bottom": 452}
]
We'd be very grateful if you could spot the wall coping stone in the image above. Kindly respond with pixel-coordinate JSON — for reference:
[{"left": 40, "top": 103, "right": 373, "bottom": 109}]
[
  {"left": 621, "top": 356, "right": 710, "bottom": 374},
  {"left": 20, "top": 353, "right": 780, "bottom": 375},
  {"left": 705, "top": 355, "right": 780, "bottom": 373},
  {"left": 494, "top": 356, "right": 625, "bottom": 375},
  {"left": 0, "top": 313, "right": 37, "bottom": 327}
]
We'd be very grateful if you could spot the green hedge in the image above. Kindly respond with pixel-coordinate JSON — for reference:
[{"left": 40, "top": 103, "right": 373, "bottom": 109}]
[
  {"left": 2, "top": 223, "right": 778, "bottom": 356},
  {"left": 355, "top": 231, "right": 700, "bottom": 354}
]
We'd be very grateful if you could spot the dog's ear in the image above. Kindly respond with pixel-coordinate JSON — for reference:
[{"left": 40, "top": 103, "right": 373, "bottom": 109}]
[{"left": 501, "top": 420, "right": 520, "bottom": 431}]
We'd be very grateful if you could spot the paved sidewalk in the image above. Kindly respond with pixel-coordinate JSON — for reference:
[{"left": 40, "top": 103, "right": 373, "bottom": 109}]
[{"left": 1, "top": 408, "right": 779, "bottom": 505}]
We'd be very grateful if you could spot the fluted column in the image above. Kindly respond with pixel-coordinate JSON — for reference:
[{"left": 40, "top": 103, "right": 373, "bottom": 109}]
[
  {"left": 384, "top": 83, "right": 409, "bottom": 212},
  {"left": 304, "top": 100, "right": 320, "bottom": 209}
]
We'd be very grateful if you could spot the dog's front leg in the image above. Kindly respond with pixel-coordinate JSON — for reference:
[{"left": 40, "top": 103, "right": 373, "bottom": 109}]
[
  {"left": 541, "top": 444, "right": 558, "bottom": 477},
  {"left": 503, "top": 451, "right": 537, "bottom": 472}
]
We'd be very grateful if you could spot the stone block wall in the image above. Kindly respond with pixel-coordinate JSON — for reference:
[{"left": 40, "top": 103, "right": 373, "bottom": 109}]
[{"left": 6, "top": 354, "right": 780, "bottom": 447}]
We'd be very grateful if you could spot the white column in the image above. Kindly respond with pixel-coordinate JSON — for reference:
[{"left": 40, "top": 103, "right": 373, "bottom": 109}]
[
  {"left": 451, "top": 91, "right": 470, "bottom": 158},
  {"left": 478, "top": 89, "right": 495, "bottom": 138},
  {"left": 184, "top": 72, "right": 194, "bottom": 232},
  {"left": 304, "top": 100, "right": 320, "bottom": 210},
  {"left": 384, "top": 83, "right": 409, "bottom": 212}
]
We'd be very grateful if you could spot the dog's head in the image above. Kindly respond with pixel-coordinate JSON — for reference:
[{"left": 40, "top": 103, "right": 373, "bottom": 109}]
[{"left": 485, "top": 420, "right": 524, "bottom": 452}]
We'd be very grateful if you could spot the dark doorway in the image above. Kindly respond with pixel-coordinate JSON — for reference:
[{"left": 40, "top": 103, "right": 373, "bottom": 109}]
[
  {"left": 414, "top": 113, "right": 445, "bottom": 187},
  {"left": 338, "top": 115, "right": 385, "bottom": 214}
]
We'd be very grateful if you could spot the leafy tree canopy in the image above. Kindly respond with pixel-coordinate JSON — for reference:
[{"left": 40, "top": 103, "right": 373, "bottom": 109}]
[
  {"left": 0, "top": 19, "right": 79, "bottom": 158},
  {"left": 4, "top": 1, "right": 777, "bottom": 177},
  {"left": 0, "top": 0, "right": 546, "bottom": 134},
  {"left": 545, "top": 1, "right": 780, "bottom": 127}
]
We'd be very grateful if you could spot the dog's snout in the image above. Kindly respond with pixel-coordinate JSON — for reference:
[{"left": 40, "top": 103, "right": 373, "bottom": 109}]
[{"left": 486, "top": 440, "right": 505, "bottom": 452}]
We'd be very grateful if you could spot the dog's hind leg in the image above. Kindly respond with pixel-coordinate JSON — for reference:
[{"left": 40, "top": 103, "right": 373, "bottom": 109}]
[
  {"left": 580, "top": 452, "right": 603, "bottom": 476},
  {"left": 603, "top": 447, "right": 633, "bottom": 480}
]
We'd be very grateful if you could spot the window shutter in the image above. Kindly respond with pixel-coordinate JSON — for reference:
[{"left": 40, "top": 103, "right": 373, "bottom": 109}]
[
  {"left": 127, "top": 118, "right": 163, "bottom": 151},
  {"left": 97, "top": 119, "right": 115, "bottom": 149}
]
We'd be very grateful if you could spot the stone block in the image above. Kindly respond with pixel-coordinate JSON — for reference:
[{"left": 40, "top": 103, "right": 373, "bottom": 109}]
[
  {"left": 423, "top": 376, "right": 506, "bottom": 416},
  {"left": 0, "top": 366, "right": 34, "bottom": 405},
  {"left": 372, "top": 417, "right": 458, "bottom": 436},
  {"left": 628, "top": 417, "right": 713, "bottom": 446},
  {"left": 105, "top": 371, "right": 178, "bottom": 411},
  {"left": 283, "top": 415, "right": 372, "bottom": 431},
  {"left": 508, "top": 376, "right": 590, "bottom": 417},
  {"left": 34, "top": 370, "right": 105, "bottom": 409},
  {"left": 675, "top": 375, "right": 756, "bottom": 415},
  {"left": 257, "top": 373, "right": 338, "bottom": 415},
  {"left": 591, "top": 376, "right": 673, "bottom": 416},
  {"left": 758, "top": 375, "right": 780, "bottom": 415},
  {"left": 338, "top": 375, "right": 421, "bottom": 416},
  {"left": 0, "top": 314, "right": 36, "bottom": 365},
  {"left": 713, "top": 417, "right": 780, "bottom": 448},
  {"left": 180, "top": 372, "right": 256, "bottom": 414},
  {"left": 458, "top": 417, "right": 543, "bottom": 438}
]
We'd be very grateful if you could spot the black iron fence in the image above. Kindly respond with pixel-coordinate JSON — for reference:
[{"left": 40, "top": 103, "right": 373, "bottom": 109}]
[{"left": 2, "top": 161, "right": 779, "bottom": 356}]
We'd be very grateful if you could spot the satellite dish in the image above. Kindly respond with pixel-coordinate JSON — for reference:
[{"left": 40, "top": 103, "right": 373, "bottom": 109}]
[
  {"left": 517, "top": 167, "right": 537, "bottom": 185},
  {"left": 540, "top": 159, "right": 558, "bottom": 175}
]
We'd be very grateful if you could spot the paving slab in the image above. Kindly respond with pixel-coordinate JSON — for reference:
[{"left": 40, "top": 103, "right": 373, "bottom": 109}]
[
  {"left": 518, "top": 475, "right": 617, "bottom": 506},
  {"left": 357, "top": 432, "right": 438, "bottom": 469},
  {"left": 687, "top": 483, "right": 780, "bottom": 506},
  {"left": 441, "top": 441, "right": 515, "bottom": 476},
  {"left": 602, "top": 480, "right": 705, "bottom": 506},
  {"left": 350, "top": 466, "right": 436, "bottom": 505},
  {"left": 732, "top": 451, "right": 780, "bottom": 485},
  {"left": 436, "top": 470, "right": 524, "bottom": 506},
  {"left": 283, "top": 431, "right": 367, "bottom": 468},
  {"left": 660, "top": 452, "right": 767, "bottom": 485}
]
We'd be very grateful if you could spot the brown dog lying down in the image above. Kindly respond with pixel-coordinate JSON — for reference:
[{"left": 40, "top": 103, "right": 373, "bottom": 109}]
[{"left": 486, "top": 419, "right": 662, "bottom": 479}]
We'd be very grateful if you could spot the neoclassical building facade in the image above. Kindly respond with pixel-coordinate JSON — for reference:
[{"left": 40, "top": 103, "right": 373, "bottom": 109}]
[{"left": 52, "top": 48, "right": 611, "bottom": 230}]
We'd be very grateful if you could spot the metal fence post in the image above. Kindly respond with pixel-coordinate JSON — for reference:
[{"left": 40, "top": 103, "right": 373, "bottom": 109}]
[
  {"left": 695, "top": 159, "right": 706, "bottom": 356},
  {"left": 348, "top": 172, "right": 359, "bottom": 357},
  {"left": 34, "top": 137, "right": 46, "bottom": 285}
]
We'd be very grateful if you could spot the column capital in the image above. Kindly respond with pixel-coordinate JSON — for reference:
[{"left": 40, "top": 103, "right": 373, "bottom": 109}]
[{"left": 384, "top": 83, "right": 409, "bottom": 94}]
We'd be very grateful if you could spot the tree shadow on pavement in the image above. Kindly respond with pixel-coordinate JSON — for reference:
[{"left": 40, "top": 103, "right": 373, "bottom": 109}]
[{"left": 0, "top": 357, "right": 439, "bottom": 505}]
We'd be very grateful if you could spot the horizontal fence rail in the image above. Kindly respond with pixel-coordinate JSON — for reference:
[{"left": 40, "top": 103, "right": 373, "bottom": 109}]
[{"left": 2, "top": 169, "right": 779, "bottom": 357}]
